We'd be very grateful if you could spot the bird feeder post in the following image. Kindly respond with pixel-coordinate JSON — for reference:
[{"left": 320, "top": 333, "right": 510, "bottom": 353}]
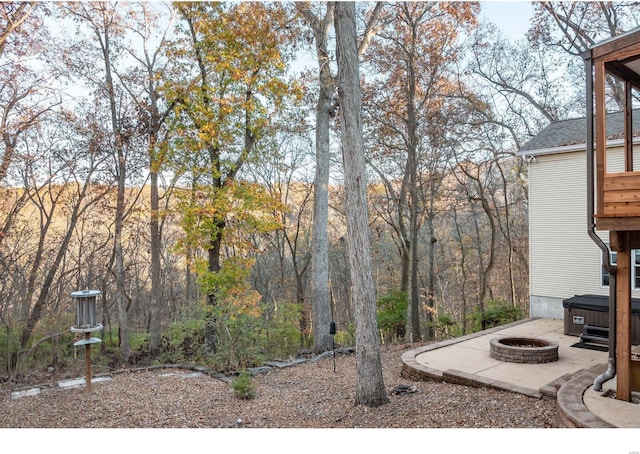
[
  {"left": 70, "top": 290, "right": 103, "bottom": 395},
  {"left": 330, "top": 321, "right": 336, "bottom": 373},
  {"left": 84, "top": 331, "right": 92, "bottom": 393}
]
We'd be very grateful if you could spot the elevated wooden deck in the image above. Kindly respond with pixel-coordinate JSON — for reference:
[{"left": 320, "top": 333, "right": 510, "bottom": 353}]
[
  {"left": 595, "top": 171, "right": 640, "bottom": 230},
  {"left": 585, "top": 27, "right": 640, "bottom": 402}
]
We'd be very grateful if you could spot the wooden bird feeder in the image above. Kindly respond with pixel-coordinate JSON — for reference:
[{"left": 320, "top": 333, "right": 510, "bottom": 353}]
[{"left": 70, "top": 289, "right": 103, "bottom": 394}]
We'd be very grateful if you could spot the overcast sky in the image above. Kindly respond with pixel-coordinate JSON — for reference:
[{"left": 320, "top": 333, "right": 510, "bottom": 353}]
[{"left": 480, "top": 0, "right": 534, "bottom": 41}]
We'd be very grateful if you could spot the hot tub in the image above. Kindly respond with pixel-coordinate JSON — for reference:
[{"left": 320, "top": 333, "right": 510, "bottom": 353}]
[{"left": 562, "top": 294, "right": 640, "bottom": 345}]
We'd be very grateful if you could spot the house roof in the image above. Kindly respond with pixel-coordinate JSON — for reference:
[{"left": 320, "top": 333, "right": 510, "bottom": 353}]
[{"left": 518, "top": 109, "right": 640, "bottom": 156}]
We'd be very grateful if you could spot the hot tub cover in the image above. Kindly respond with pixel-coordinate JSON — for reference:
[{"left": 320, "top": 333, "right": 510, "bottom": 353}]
[{"left": 562, "top": 294, "right": 640, "bottom": 316}]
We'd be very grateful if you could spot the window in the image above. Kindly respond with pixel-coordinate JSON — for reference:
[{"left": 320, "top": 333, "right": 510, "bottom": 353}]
[
  {"left": 601, "top": 246, "right": 640, "bottom": 289},
  {"left": 635, "top": 250, "right": 640, "bottom": 289},
  {"left": 601, "top": 246, "right": 617, "bottom": 287}
]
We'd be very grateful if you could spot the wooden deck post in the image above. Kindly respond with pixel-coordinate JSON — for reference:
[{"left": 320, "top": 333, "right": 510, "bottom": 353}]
[{"left": 613, "top": 230, "right": 632, "bottom": 401}]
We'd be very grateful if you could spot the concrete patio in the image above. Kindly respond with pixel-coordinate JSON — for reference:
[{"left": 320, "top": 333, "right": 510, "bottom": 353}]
[{"left": 400, "top": 317, "right": 640, "bottom": 428}]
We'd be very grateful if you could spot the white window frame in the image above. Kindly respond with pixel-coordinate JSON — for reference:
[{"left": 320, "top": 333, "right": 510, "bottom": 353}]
[
  {"left": 601, "top": 246, "right": 617, "bottom": 288},
  {"left": 635, "top": 250, "right": 640, "bottom": 290},
  {"left": 601, "top": 245, "right": 640, "bottom": 290}
]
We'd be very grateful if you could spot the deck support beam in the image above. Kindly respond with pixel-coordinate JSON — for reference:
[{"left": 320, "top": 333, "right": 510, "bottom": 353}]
[{"left": 611, "top": 230, "right": 633, "bottom": 401}]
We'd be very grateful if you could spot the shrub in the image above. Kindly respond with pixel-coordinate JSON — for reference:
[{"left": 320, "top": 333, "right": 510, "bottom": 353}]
[
  {"left": 376, "top": 290, "right": 407, "bottom": 343},
  {"left": 433, "top": 312, "right": 460, "bottom": 339},
  {"left": 8, "top": 314, "right": 77, "bottom": 374},
  {"left": 334, "top": 322, "right": 355, "bottom": 348},
  {"left": 232, "top": 370, "right": 256, "bottom": 400},
  {"left": 153, "top": 318, "right": 205, "bottom": 365},
  {"left": 260, "top": 301, "right": 303, "bottom": 359},
  {"left": 205, "top": 301, "right": 265, "bottom": 373},
  {"left": 471, "top": 299, "right": 523, "bottom": 331}
]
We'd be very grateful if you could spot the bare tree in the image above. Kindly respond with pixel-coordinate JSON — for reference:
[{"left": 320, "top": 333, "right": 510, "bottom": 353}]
[
  {"left": 17, "top": 109, "right": 111, "bottom": 355},
  {"left": 0, "top": 2, "right": 57, "bottom": 184},
  {"left": 61, "top": 2, "right": 151, "bottom": 362},
  {"left": 470, "top": 23, "right": 574, "bottom": 148},
  {"left": 530, "top": 1, "right": 640, "bottom": 109},
  {"left": 119, "top": 2, "right": 177, "bottom": 351},
  {"left": 246, "top": 130, "right": 315, "bottom": 346}
]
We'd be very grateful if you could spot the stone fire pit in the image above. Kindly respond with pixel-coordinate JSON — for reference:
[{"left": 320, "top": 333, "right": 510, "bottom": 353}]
[{"left": 490, "top": 337, "right": 559, "bottom": 364}]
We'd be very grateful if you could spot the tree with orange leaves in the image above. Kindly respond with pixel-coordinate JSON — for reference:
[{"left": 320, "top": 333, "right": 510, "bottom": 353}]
[
  {"left": 363, "top": 1, "right": 479, "bottom": 341},
  {"left": 164, "top": 2, "right": 302, "bottom": 354}
]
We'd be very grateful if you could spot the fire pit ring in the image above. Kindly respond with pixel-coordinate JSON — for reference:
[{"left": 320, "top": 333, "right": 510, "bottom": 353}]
[{"left": 489, "top": 337, "right": 559, "bottom": 364}]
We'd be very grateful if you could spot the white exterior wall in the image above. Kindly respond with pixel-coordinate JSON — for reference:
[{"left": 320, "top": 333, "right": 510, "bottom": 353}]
[{"left": 527, "top": 144, "right": 640, "bottom": 319}]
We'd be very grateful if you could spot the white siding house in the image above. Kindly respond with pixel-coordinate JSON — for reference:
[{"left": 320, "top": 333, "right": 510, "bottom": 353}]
[{"left": 518, "top": 111, "right": 640, "bottom": 320}]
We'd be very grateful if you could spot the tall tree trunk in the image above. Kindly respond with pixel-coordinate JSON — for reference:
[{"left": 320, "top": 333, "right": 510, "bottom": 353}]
[
  {"left": 98, "top": 14, "right": 130, "bottom": 364},
  {"left": 495, "top": 159, "right": 516, "bottom": 306},
  {"left": 295, "top": 266, "right": 309, "bottom": 346},
  {"left": 311, "top": 73, "right": 333, "bottom": 353},
  {"left": 407, "top": 219, "right": 420, "bottom": 340},
  {"left": 399, "top": 158, "right": 411, "bottom": 340},
  {"left": 204, "top": 221, "right": 224, "bottom": 354},
  {"left": 145, "top": 26, "right": 173, "bottom": 350},
  {"left": 296, "top": 2, "right": 335, "bottom": 354},
  {"left": 149, "top": 168, "right": 162, "bottom": 350},
  {"left": 452, "top": 205, "right": 469, "bottom": 334},
  {"left": 114, "top": 170, "right": 130, "bottom": 363},
  {"left": 477, "top": 193, "right": 497, "bottom": 328},
  {"left": 297, "top": 1, "right": 383, "bottom": 353},
  {"left": 406, "top": 104, "right": 421, "bottom": 342},
  {"left": 334, "top": 1, "right": 387, "bottom": 408},
  {"left": 400, "top": 239, "right": 410, "bottom": 293},
  {"left": 425, "top": 184, "right": 437, "bottom": 339}
]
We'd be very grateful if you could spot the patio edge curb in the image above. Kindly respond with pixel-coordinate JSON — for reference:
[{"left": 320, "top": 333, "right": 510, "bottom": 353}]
[{"left": 400, "top": 318, "right": 619, "bottom": 427}]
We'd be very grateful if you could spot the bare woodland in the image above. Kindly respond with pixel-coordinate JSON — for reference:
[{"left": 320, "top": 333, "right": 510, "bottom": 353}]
[{"left": 1, "top": 1, "right": 639, "bottom": 409}]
